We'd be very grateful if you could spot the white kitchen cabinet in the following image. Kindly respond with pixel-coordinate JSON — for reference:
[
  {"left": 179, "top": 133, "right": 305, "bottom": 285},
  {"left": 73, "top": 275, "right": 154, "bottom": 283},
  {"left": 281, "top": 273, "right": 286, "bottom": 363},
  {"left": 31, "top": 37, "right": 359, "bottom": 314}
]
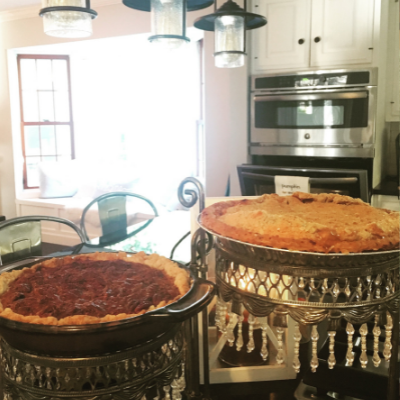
[
  {"left": 310, "top": 0, "right": 375, "bottom": 67},
  {"left": 386, "top": 50, "right": 400, "bottom": 122},
  {"left": 250, "top": 0, "right": 311, "bottom": 73},
  {"left": 251, "top": 0, "right": 375, "bottom": 73},
  {"left": 385, "top": 0, "right": 399, "bottom": 122}
]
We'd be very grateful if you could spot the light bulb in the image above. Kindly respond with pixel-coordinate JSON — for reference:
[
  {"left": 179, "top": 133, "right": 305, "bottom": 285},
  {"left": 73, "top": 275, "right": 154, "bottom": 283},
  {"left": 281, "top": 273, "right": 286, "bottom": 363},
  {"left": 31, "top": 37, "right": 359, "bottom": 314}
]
[{"left": 220, "top": 15, "right": 236, "bottom": 25}]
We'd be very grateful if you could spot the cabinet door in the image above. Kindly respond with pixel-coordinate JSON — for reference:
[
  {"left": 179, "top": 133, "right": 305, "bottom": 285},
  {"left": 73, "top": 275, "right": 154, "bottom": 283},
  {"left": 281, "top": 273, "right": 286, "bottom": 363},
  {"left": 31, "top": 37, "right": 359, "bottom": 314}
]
[
  {"left": 251, "top": 0, "right": 311, "bottom": 73},
  {"left": 310, "top": 0, "right": 375, "bottom": 67},
  {"left": 386, "top": 0, "right": 399, "bottom": 121}
]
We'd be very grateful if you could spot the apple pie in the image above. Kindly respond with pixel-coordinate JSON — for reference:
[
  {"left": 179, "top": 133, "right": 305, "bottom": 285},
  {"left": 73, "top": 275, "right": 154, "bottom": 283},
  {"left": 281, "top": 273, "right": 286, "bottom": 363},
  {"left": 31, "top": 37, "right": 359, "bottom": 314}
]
[{"left": 201, "top": 192, "right": 400, "bottom": 253}]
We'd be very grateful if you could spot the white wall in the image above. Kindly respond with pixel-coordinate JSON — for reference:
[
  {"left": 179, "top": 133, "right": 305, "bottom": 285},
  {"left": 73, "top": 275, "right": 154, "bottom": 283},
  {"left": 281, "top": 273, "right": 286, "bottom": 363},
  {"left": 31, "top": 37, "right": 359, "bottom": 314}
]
[{"left": 0, "top": 3, "right": 248, "bottom": 218}]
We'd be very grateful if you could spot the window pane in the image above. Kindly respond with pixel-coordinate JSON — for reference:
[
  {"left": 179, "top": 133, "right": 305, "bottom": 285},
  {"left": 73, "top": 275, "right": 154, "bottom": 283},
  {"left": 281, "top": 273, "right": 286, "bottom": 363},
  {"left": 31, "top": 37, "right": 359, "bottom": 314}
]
[
  {"left": 42, "top": 156, "right": 57, "bottom": 162},
  {"left": 56, "top": 125, "right": 71, "bottom": 155},
  {"left": 24, "top": 126, "right": 40, "bottom": 156},
  {"left": 37, "top": 59, "right": 53, "bottom": 90},
  {"left": 20, "top": 59, "right": 37, "bottom": 91},
  {"left": 52, "top": 59, "right": 68, "bottom": 90},
  {"left": 22, "top": 91, "right": 39, "bottom": 122},
  {"left": 54, "top": 91, "right": 70, "bottom": 122},
  {"left": 38, "top": 92, "right": 54, "bottom": 122},
  {"left": 26, "top": 156, "right": 40, "bottom": 187},
  {"left": 40, "top": 126, "right": 56, "bottom": 155},
  {"left": 58, "top": 155, "right": 72, "bottom": 162}
]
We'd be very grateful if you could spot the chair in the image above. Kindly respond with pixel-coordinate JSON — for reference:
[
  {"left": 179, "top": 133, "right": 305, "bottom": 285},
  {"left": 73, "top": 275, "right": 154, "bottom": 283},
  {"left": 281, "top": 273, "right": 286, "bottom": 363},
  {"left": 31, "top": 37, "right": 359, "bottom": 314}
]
[
  {"left": 80, "top": 192, "right": 159, "bottom": 243},
  {"left": 0, "top": 216, "right": 85, "bottom": 265}
]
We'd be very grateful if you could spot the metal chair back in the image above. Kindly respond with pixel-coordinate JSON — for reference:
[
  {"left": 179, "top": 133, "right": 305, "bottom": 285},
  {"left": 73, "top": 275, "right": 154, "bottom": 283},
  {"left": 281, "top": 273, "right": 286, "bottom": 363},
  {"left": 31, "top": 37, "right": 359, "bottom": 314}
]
[
  {"left": 0, "top": 216, "right": 85, "bottom": 265},
  {"left": 80, "top": 192, "right": 159, "bottom": 242}
]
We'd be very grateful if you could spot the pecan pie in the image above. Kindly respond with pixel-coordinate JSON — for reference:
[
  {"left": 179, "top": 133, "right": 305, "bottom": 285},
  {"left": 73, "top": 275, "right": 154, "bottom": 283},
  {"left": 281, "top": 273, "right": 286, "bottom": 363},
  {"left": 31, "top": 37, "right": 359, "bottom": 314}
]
[
  {"left": 0, "top": 252, "right": 190, "bottom": 325},
  {"left": 201, "top": 192, "right": 400, "bottom": 254}
]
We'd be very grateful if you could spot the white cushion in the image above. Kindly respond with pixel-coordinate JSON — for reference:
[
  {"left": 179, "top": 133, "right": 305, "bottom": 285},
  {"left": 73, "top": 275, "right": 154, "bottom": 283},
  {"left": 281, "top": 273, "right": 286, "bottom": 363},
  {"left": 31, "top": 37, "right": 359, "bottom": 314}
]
[{"left": 39, "top": 161, "right": 79, "bottom": 199}]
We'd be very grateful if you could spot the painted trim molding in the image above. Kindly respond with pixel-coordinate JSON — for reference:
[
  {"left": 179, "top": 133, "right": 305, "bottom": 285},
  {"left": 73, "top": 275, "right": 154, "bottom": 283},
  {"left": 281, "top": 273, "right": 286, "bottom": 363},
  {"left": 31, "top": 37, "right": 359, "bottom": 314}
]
[{"left": 0, "top": 0, "right": 121, "bottom": 22}]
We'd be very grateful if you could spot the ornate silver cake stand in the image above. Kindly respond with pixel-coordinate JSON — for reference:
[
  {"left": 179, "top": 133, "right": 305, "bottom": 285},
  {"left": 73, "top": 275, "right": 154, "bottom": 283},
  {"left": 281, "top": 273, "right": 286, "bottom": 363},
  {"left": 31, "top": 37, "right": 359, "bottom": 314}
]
[
  {"left": 199, "top": 227, "right": 399, "bottom": 400},
  {"left": 0, "top": 324, "right": 186, "bottom": 400}
]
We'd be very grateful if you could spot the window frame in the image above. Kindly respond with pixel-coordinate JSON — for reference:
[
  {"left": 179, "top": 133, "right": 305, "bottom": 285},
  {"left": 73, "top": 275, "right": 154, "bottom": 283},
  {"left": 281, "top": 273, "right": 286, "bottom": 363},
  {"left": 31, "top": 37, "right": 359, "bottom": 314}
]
[{"left": 17, "top": 54, "right": 76, "bottom": 189}]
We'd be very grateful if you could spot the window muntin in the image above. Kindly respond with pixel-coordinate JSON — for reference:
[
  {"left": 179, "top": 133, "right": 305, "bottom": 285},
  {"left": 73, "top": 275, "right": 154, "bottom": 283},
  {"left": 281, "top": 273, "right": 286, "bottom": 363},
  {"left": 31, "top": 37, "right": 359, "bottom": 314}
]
[{"left": 18, "top": 55, "right": 75, "bottom": 189}]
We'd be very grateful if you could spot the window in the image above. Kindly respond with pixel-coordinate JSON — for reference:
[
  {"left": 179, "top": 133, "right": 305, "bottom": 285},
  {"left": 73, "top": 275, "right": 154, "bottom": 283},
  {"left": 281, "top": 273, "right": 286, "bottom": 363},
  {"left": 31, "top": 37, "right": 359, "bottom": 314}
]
[{"left": 17, "top": 55, "right": 75, "bottom": 189}]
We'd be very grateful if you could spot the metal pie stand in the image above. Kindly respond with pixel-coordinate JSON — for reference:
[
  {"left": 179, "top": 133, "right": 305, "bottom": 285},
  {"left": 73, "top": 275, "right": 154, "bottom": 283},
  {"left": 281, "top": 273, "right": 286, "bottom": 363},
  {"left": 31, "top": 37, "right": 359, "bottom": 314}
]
[
  {"left": 0, "top": 252, "right": 216, "bottom": 399},
  {"left": 207, "top": 233, "right": 399, "bottom": 400},
  {"left": 182, "top": 176, "right": 399, "bottom": 400}
]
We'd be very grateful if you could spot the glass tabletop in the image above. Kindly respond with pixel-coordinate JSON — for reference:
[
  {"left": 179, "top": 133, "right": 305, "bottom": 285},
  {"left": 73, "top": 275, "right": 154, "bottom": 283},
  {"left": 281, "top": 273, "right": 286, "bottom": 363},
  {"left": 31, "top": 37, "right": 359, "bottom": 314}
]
[{"left": 85, "top": 210, "right": 191, "bottom": 263}]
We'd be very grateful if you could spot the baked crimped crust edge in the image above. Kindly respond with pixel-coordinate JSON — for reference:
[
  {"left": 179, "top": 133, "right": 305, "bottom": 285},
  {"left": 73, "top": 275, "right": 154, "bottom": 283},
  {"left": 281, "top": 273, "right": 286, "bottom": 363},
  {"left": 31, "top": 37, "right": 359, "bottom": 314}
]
[
  {"left": 0, "top": 252, "right": 190, "bottom": 326},
  {"left": 201, "top": 192, "right": 400, "bottom": 254}
]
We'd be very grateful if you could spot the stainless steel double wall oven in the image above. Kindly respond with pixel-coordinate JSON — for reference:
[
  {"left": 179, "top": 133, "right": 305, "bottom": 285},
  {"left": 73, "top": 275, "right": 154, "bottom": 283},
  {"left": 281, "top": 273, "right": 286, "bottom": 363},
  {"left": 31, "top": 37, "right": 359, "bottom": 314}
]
[{"left": 239, "top": 69, "right": 378, "bottom": 202}]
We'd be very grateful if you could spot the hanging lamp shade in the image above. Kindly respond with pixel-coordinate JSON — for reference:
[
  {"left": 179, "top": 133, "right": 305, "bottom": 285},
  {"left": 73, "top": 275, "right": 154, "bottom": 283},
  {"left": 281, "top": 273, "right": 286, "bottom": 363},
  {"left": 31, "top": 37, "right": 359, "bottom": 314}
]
[
  {"left": 39, "top": 0, "right": 97, "bottom": 38},
  {"left": 194, "top": 0, "right": 266, "bottom": 68},
  {"left": 123, "top": 0, "right": 214, "bottom": 49},
  {"left": 123, "top": 0, "right": 214, "bottom": 12}
]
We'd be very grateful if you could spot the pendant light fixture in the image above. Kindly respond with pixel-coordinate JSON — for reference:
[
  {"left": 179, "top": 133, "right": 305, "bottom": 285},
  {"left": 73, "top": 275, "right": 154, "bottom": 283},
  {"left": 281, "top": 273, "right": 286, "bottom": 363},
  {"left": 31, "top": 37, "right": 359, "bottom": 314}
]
[
  {"left": 39, "top": 0, "right": 98, "bottom": 38},
  {"left": 194, "top": 0, "right": 266, "bottom": 68},
  {"left": 123, "top": 0, "right": 214, "bottom": 50}
]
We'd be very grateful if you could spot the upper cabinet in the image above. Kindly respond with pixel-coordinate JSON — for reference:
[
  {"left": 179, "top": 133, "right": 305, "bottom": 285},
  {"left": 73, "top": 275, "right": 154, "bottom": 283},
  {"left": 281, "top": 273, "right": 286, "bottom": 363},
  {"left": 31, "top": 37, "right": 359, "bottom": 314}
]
[
  {"left": 385, "top": 0, "right": 399, "bottom": 122},
  {"left": 250, "top": 0, "right": 312, "bottom": 72},
  {"left": 310, "top": 0, "right": 375, "bottom": 67},
  {"left": 251, "top": 0, "right": 375, "bottom": 74}
]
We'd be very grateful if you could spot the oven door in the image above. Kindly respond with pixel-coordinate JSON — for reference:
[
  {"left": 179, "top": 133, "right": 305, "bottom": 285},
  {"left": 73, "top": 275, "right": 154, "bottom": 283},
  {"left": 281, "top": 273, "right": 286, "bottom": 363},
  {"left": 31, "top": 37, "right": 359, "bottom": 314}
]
[
  {"left": 251, "top": 87, "right": 376, "bottom": 147},
  {"left": 237, "top": 165, "right": 369, "bottom": 203}
]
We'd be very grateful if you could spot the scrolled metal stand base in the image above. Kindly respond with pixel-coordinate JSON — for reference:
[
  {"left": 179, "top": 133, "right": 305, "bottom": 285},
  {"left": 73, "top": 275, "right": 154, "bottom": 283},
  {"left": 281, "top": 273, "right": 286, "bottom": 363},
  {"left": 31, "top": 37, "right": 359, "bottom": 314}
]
[
  {"left": 0, "top": 325, "right": 185, "bottom": 400},
  {"left": 213, "top": 239, "right": 400, "bottom": 400}
]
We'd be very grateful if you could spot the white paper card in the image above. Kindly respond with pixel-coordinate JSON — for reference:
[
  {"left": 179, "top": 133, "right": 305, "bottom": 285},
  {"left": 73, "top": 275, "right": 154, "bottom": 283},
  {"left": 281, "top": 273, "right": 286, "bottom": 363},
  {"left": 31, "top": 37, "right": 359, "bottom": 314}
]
[{"left": 274, "top": 175, "right": 310, "bottom": 196}]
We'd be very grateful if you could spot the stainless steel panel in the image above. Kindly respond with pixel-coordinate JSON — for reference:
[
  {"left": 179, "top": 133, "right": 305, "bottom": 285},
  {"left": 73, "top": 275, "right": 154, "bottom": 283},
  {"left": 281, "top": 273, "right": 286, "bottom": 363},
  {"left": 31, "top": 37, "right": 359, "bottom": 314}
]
[
  {"left": 251, "top": 68, "right": 378, "bottom": 91},
  {"left": 254, "top": 91, "right": 368, "bottom": 101},
  {"left": 250, "top": 87, "right": 376, "bottom": 147},
  {"left": 241, "top": 171, "right": 359, "bottom": 185},
  {"left": 249, "top": 145, "right": 375, "bottom": 158}
]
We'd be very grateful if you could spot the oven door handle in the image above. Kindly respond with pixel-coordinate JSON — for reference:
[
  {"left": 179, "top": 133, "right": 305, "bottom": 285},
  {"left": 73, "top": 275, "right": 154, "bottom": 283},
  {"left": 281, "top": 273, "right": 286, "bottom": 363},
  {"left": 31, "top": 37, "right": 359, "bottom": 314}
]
[
  {"left": 242, "top": 172, "right": 358, "bottom": 185},
  {"left": 254, "top": 92, "right": 367, "bottom": 101}
]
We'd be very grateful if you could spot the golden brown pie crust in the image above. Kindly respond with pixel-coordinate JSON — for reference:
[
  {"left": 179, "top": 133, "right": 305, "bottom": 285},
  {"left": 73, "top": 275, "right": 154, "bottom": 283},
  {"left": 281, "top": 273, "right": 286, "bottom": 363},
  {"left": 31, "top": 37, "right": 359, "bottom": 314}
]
[
  {"left": 201, "top": 192, "right": 400, "bottom": 254},
  {"left": 0, "top": 252, "right": 190, "bottom": 325}
]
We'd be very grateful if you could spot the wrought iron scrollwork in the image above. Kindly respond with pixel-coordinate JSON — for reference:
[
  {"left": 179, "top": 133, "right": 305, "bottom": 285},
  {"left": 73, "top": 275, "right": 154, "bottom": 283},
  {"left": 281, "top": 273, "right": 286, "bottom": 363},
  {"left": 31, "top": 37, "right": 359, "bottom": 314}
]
[
  {"left": 177, "top": 177, "right": 205, "bottom": 211},
  {"left": 177, "top": 177, "right": 213, "bottom": 275}
]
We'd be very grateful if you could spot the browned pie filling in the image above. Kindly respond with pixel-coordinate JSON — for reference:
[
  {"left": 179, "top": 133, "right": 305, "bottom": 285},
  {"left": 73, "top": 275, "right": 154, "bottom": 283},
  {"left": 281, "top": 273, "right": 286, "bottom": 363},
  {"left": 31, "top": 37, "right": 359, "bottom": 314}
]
[
  {"left": 0, "top": 259, "right": 180, "bottom": 320},
  {"left": 201, "top": 192, "right": 400, "bottom": 253}
]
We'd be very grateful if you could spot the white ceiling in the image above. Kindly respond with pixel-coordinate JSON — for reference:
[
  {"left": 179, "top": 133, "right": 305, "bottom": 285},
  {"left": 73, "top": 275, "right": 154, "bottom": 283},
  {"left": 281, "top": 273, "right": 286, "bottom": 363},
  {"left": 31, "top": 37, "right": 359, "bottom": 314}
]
[
  {"left": 0, "top": 0, "right": 40, "bottom": 12},
  {"left": 0, "top": 0, "right": 120, "bottom": 13},
  {"left": 0, "top": 0, "right": 119, "bottom": 21}
]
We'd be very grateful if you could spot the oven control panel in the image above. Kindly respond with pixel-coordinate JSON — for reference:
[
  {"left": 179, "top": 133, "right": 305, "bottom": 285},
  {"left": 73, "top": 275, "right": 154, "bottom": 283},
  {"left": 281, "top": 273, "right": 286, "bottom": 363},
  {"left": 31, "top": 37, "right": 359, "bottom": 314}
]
[{"left": 253, "top": 70, "right": 376, "bottom": 91}]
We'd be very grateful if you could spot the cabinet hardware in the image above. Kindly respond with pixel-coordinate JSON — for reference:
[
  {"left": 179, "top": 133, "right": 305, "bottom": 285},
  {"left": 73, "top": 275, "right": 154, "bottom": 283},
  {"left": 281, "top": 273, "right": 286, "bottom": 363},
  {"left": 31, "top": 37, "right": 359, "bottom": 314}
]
[
  {"left": 368, "top": 47, "right": 373, "bottom": 50},
  {"left": 298, "top": 38, "right": 305, "bottom": 45},
  {"left": 314, "top": 37, "right": 321, "bottom": 43},
  {"left": 304, "top": 133, "right": 311, "bottom": 139}
]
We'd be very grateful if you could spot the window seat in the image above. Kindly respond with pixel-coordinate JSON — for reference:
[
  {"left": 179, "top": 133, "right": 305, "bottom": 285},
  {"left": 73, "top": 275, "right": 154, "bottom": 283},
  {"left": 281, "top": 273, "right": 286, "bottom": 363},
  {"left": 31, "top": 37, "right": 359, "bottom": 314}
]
[{"left": 16, "top": 190, "right": 90, "bottom": 246}]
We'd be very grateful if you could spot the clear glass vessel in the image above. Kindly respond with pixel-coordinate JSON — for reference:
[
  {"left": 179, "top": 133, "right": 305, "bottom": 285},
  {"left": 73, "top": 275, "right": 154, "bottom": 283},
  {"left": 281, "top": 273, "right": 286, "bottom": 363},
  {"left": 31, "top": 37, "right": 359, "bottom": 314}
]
[
  {"left": 150, "top": 0, "right": 189, "bottom": 50},
  {"left": 214, "top": 15, "right": 245, "bottom": 68},
  {"left": 42, "top": 0, "right": 93, "bottom": 38}
]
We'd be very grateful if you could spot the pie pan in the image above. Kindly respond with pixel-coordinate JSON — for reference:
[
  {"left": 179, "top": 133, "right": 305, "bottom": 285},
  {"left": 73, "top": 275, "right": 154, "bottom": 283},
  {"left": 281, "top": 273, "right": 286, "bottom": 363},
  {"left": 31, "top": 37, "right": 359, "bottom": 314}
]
[
  {"left": 0, "top": 255, "right": 215, "bottom": 357},
  {"left": 197, "top": 216, "right": 400, "bottom": 274}
]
